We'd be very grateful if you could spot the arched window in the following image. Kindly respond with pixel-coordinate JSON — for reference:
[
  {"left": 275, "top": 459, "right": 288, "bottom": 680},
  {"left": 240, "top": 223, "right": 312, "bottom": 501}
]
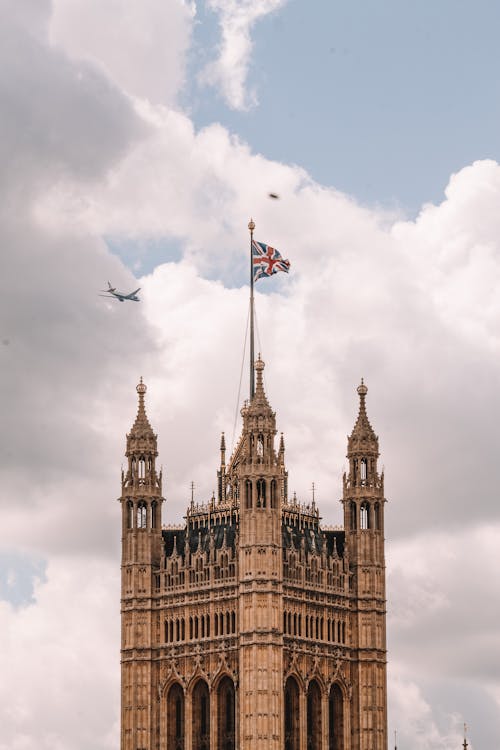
[
  {"left": 127, "top": 500, "right": 134, "bottom": 529},
  {"left": 137, "top": 502, "right": 147, "bottom": 529},
  {"left": 271, "top": 479, "right": 277, "bottom": 509},
  {"left": 192, "top": 681, "right": 210, "bottom": 750},
  {"left": 151, "top": 501, "right": 158, "bottom": 529},
  {"left": 217, "top": 677, "right": 235, "bottom": 750},
  {"left": 138, "top": 456, "right": 146, "bottom": 480},
  {"left": 285, "top": 677, "right": 300, "bottom": 750},
  {"left": 329, "top": 684, "right": 344, "bottom": 750},
  {"left": 245, "top": 480, "right": 252, "bottom": 509},
  {"left": 360, "top": 502, "right": 370, "bottom": 530},
  {"left": 257, "top": 433, "right": 264, "bottom": 457},
  {"left": 373, "top": 503, "right": 380, "bottom": 530},
  {"left": 350, "top": 502, "right": 357, "bottom": 530},
  {"left": 307, "top": 680, "right": 322, "bottom": 750},
  {"left": 167, "top": 683, "right": 185, "bottom": 750},
  {"left": 360, "top": 458, "right": 367, "bottom": 483},
  {"left": 257, "top": 478, "right": 266, "bottom": 508}
]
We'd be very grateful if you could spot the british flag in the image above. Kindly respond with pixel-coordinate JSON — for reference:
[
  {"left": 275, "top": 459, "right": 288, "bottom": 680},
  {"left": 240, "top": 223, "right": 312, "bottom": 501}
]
[{"left": 252, "top": 240, "right": 291, "bottom": 282}]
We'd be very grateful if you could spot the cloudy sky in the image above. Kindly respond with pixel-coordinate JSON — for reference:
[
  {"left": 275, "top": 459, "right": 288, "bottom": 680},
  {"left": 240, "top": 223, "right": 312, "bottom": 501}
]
[{"left": 1, "top": 1, "right": 499, "bottom": 748}]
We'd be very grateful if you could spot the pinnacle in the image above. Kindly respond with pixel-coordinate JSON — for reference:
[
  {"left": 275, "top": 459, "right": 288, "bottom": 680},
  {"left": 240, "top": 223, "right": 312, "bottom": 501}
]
[
  {"left": 129, "top": 378, "right": 155, "bottom": 439},
  {"left": 249, "top": 354, "right": 272, "bottom": 412},
  {"left": 348, "top": 379, "right": 378, "bottom": 452}
]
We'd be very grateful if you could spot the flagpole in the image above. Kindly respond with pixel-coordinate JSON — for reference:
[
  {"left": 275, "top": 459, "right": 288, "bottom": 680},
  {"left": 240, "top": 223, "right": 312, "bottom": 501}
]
[{"left": 248, "top": 218, "right": 255, "bottom": 400}]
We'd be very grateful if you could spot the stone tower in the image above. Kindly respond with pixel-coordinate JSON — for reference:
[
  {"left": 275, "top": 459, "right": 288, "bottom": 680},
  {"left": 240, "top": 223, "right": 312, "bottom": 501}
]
[
  {"left": 120, "top": 379, "right": 164, "bottom": 750},
  {"left": 342, "top": 380, "right": 387, "bottom": 750},
  {"left": 119, "top": 364, "right": 388, "bottom": 750}
]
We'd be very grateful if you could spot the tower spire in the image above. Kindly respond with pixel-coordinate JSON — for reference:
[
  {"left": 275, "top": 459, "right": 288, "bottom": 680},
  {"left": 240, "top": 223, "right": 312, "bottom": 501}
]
[
  {"left": 248, "top": 218, "right": 256, "bottom": 401},
  {"left": 349, "top": 379, "right": 378, "bottom": 451}
]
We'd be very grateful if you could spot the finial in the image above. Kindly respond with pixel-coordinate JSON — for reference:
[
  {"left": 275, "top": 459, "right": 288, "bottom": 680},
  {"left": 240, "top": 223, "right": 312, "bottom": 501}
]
[
  {"left": 255, "top": 354, "right": 265, "bottom": 372},
  {"left": 248, "top": 218, "right": 255, "bottom": 233},
  {"left": 357, "top": 378, "right": 368, "bottom": 397},
  {"left": 463, "top": 722, "right": 468, "bottom": 750},
  {"left": 136, "top": 376, "right": 147, "bottom": 395}
]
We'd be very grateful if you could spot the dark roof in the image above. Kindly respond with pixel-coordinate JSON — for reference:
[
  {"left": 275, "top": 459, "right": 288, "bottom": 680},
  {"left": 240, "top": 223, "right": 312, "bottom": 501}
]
[
  {"left": 282, "top": 523, "right": 345, "bottom": 557},
  {"left": 163, "top": 522, "right": 236, "bottom": 558}
]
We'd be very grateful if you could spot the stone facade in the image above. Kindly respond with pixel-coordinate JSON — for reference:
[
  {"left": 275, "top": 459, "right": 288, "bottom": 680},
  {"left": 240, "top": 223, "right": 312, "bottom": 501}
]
[{"left": 119, "top": 360, "right": 388, "bottom": 750}]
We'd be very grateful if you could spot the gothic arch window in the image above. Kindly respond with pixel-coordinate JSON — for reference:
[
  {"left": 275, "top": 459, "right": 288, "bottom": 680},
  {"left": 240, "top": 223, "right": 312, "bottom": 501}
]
[
  {"left": 270, "top": 479, "right": 277, "bottom": 509},
  {"left": 167, "top": 683, "right": 185, "bottom": 750},
  {"left": 257, "top": 433, "right": 264, "bottom": 458},
  {"left": 257, "top": 478, "right": 266, "bottom": 508},
  {"left": 307, "top": 680, "right": 322, "bottom": 750},
  {"left": 151, "top": 501, "right": 158, "bottom": 529},
  {"left": 192, "top": 680, "right": 210, "bottom": 750},
  {"left": 231, "top": 611, "right": 236, "bottom": 633},
  {"left": 138, "top": 456, "right": 146, "bottom": 480},
  {"left": 127, "top": 500, "right": 134, "bottom": 529},
  {"left": 217, "top": 677, "right": 235, "bottom": 750},
  {"left": 245, "top": 480, "right": 252, "bottom": 510},
  {"left": 137, "top": 502, "right": 147, "bottom": 529},
  {"left": 329, "top": 684, "right": 344, "bottom": 750},
  {"left": 360, "top": 458, "right": 367, "bottom": 483},
  {"left": 360, "top": 502, "right": 370, "bottom": 530},
  {"left": 350, "top": 502, "right": 357, "bottom": 530},
  {"left": 374, "top": 502, "right": 380, "bottom": 530},
  {"left": 284, "top": 677, "right": 300, "bottom": 750}
]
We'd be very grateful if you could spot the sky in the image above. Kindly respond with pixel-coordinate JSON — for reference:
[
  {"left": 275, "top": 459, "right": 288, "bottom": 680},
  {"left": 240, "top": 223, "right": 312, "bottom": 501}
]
[{"left": 1, "top": 1, "right": 499, "bottom": 748}]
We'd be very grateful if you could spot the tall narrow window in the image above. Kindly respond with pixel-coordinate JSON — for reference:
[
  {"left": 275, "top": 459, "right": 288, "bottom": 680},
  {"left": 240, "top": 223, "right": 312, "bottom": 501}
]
[
  {"left": 360, "top": 458, "right": 367, "bottom": 483},
  {"left": 270, "top": 479, "right": 277, "bottom": 509},
  {"left": 307, "top": 680, "right": 322, "bottom": 750},
  {"left": 329, "top": 684, "right": 344, "bottom": 750},
  {"left": 245, "top": 480, "right": 252, "bottom": 509},
  {"left": 257, "top": 478, "right": 266, "bottom": 508},
  {"left": 350, "top": 502, "right": 357, "bottom": 530},
  {"left": 285, "top": 677, "right": 300, "bottom": 750},
  {"left": 138, "top": 456, "right": 146, "bottom": 480},
  {"left": 257, "top": 434, "right": 264, "bottom": 457},
  {"left": 137, "top": 502, "right": 147, "bottom": 529},
  {"left": 127, "top": 500, "right": 134, "bottom": 529},
  {"left": 360, "top": 502, "right": 370, "bottom": 530},
  {"left": 217, "top": 677, "right": 235, "bottom": 750},
  {"left": 167, "top": 684, "right": 185, "bottom": 750},
  {"left": 151, "top": 501, "right": 157, "bottom": 529}
]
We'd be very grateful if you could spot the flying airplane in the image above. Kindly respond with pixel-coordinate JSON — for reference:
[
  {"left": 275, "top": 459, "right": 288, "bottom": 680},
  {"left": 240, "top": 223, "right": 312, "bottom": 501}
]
[{"left": 99, "top": 281, "right": 141, "bottom": 302}]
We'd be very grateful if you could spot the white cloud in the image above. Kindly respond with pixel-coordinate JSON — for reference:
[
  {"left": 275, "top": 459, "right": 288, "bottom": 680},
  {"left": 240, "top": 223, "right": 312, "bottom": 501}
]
[
  {"left": 49, "top": 0, "right": 195, "bottom": 105},
  {"left": 1, "top": 2, "right": 500, "bottom": 748},
  {"left": 199, "top": 0, "right": 287, "bottom": 110}
]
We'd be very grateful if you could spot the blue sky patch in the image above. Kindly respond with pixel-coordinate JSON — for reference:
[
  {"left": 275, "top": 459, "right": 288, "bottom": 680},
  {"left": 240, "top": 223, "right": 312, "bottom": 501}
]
[{"left": 0, "top": 551, "right": 47, "bottom": 608}]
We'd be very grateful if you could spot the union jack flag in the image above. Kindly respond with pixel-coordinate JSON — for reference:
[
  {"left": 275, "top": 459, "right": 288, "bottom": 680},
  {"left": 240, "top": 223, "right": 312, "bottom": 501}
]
[{"left": 252, "top": 240, "right": 291, "bottom": 282}]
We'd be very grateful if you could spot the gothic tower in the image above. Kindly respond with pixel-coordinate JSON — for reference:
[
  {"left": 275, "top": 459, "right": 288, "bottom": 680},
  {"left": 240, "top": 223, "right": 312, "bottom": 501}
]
[
  {"left": 342, "top": 380, "right": 387, "bottom": 750},
  {"left": 120, "top": 379, "right": 164, "bottom": 750},
  {"left": 230, "top": 356, "right": 284, "bottom": 747},
  {"left": 118, "top": 367, "right": 388, "bottom": 750}
]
